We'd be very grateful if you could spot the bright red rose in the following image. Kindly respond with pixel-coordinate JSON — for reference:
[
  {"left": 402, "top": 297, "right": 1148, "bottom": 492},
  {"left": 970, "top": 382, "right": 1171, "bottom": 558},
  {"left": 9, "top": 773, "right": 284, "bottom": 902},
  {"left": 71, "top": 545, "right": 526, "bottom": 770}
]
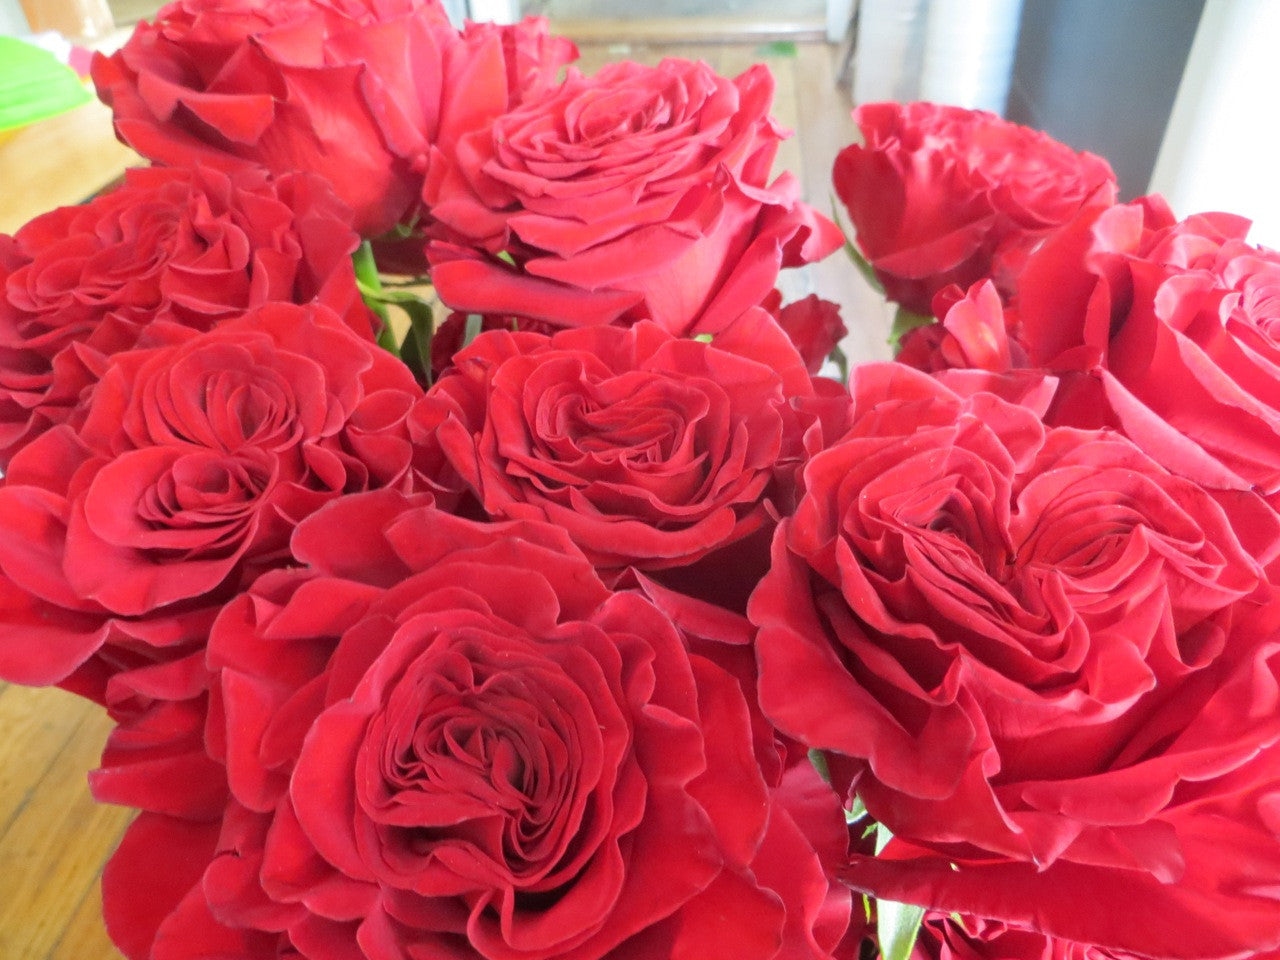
[
  {"left": 896, "top": 280, "right": 1025, "bottom": 373},
  {"left": 361, "top": 15, "right": 577, "bottom": 277},
  {"left": 91, "top": 0, "right": 455, "bottom": 236},
  {"left": 423, "top": 317, "right": 810, "bottom": 582},
  {"left": 751, "top": 363, "right": 1280, "bottom": 958},
  {"left": 834, "top": 102, "right": 1116, "bottom": 315},
  {"left": 425, "top": 58, "right": 842, "bottom": 335},
  {"left": 449, "top": 16, "right": 578, "bottom": 116},
  {"left": 1017, "top": 196, "right": 1280, "bottom": 513},
  {"left": 0, "top": 164, "right": 371, "bottom": 468},
  {"left": 92, "top": 492, "right": 856, "bottom": 960},
  {"left": 0, "top": 302, "right": 421, "bottom": 694}
]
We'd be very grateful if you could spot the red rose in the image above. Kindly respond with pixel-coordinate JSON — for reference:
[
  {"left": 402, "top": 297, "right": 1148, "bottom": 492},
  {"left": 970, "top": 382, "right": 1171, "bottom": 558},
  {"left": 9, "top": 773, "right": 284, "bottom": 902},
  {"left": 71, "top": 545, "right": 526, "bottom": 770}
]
[
  {"left": 94, "top": 492, "right": 854, "bottom": 959},
  {"left": 0, "top": 164, "right": 370, "bottom": 468},
  {"left": 428, "top": 309, "right": 559, "bottom": 381},
  {"left": 907, "top": 911, "right": 1144, "bottom": 960},
  {"left": 0, "top": 302, "right": 421, "bottom": 693},
  {"left": 834, "top": 102, "right": 1116, "bottom": 315},
  {"left": 91, "top": 0, "right": 454, "bottom": 236},
  {"left": 765, "top": 293, "right": 848, "bottom": 375},
  {"left": 751, "top": 364, "right": 1280, "bottom": 958},
  {"left": 896, "top": 281, "right": 1025, "bottom": 373},
  {"left": 424, "top": 317, "right": 809, "bottom": 580},
  {"left": 356, "top": 15, "right": 576, "bottom": 277},
  {"left": 425, "top": 58, "right": 841, "bottom": 335},
  {"left": 450, "top": 16, "right": 578, "bottom": 115},
  {"left": 1017, "top": 196, "right": 1280, "bottom": 512}
]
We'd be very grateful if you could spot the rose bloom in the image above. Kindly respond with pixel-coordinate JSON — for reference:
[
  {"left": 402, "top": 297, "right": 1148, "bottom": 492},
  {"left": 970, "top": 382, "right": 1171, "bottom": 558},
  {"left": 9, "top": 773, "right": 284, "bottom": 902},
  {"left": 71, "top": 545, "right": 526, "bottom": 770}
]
[
  {"left": 98, "top": 493, "right": 856, "bottom": 960},
  {"left": 1013, "top": 195, "right": 1280, "bottom": 514},
  {"left": 0, "top": 302, "right": 421, "bottom": 697},
  {"left": 425, "top": 57, "right": 842, "bottom": 336},
  {"left": 423, "top": 316, "right": 810, "bottom": 585},
  {"left": 895, "top": 280, "right": 1026, "bottom": 374},
  {"left": 428, "top": 310, "right": 559, "bottom": 381},
  {"left": 834, "top": 101, "right": 1116, "bottom": 315},
  {"left": 91, "top": 0, "right": 456, "bottom": 236},
  {"left": 450, "top": 16, "right": 578, "bottom": 112},
  {"left": 752, "top": 364, "right": 1280, "bottom": 958},
  {"left": 762, "top": 291, "right": 848, "bottom": 375},
  {"left": 907, "top": 912, "right": 1146, "bottom": 960},
  {"left": 0, "top": 164, "right": 370, "bottom": 468}
]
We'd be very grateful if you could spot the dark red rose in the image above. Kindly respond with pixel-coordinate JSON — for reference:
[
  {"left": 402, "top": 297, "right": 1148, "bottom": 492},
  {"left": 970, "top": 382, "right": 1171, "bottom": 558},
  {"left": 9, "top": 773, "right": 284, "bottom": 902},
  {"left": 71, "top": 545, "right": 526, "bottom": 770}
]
[
  {"left": 1016, "top": 196, "right": 1280, "bottom": 514},
  {"left": 834, "top": 102, "right": 1116, "bottom": 315},
  {"left": 428, "top": 309, "right": 559, "bottom": 381},
  {"left": 425, "top": 58, "right": 842, "bottom": 335},
  {"left": 424, "top": 316, "right": 809, "bottom": 580},
  {"left": 90, "top": 492, "right": 855, "bottom": 960},
  {"left": 906, "top": 910, "right": 1145, "bottom": 960},
  {"left": 766, "top": 293, "right": 848, "bottom": 374},
  {"left": 751, "top": 363, "right": 1280, "bottom": 958},
  {"left": 0, "top": 164, "right": 371, "bottom": 468},
  {"left": 91, "top": 0, "right": 455, "bottom": 236},
  {"left": 0, "top": 302, "right": 421, "bottom": 693}
]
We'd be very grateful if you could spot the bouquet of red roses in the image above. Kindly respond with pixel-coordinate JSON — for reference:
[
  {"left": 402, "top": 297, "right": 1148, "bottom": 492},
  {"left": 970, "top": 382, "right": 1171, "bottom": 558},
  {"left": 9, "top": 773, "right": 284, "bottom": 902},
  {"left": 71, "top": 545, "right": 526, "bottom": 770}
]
[{"left": 1, "top": 3, "right": 1278, "bottom": 959}]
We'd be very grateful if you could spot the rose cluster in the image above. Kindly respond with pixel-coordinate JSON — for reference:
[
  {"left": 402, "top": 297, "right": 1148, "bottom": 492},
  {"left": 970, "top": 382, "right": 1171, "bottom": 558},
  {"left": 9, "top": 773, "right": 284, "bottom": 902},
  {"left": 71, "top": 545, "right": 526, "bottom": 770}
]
[
  {"left": 827, "top": 102, "right": 1280, "bottom": 959},
  {"left": 1, "top": 2, "right": 1279, "bottom": 959},
  {"left": 2, "top": 1, "right": 857, "bottom": 959}
]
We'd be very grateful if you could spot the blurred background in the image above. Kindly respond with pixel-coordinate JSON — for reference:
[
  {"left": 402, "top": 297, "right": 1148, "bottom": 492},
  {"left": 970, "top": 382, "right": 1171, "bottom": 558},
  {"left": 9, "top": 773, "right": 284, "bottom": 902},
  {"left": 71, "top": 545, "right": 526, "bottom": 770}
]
[{"left": 2, "top": 0, "right": 1275, "bottom": 241}]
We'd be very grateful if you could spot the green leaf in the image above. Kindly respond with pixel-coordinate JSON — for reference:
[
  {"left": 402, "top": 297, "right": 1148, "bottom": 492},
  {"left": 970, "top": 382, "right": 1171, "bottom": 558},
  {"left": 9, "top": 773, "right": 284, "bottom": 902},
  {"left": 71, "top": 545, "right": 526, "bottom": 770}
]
[
  {"left": 755, "top": 40, "right": 798, "bottom": 58},
  {"left": 462, "top": 314, "right": 485, "bottom": 349},
  {"left": 879, "top": 899, "right": 926, "bottom": 960},
  {"left": 828, "top": 191, "right": 883, "bottom": 294},
  {"left": 828, "top": 342, "right": 850, "bottom": 386},
  {"left": 0, "top": 37, "right": 92, "bottom": 133},
  {"left": 888, "top": 306, "right": 935, "bottom": 351},
  {"left": 395, "top": 295, "right": 435, "bottom": 387},
  {"left": 845, "top": 793, "right": 867, "bottom": 825},
  {"left": 874, "top": 823, "right": 926, "bottom": 960},
  {"left": 352, "top": 241, "right": 397, "bottom": 356},
  {"left": 808, "top": 749, "right": 831, "bottom": 785}
]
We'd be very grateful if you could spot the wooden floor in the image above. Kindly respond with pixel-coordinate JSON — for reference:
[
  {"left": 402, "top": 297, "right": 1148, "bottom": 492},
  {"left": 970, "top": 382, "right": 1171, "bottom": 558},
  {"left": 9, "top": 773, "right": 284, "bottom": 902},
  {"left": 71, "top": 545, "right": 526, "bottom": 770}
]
[{"left": 0, "top": 38, "right": 887, "bottom": 959}]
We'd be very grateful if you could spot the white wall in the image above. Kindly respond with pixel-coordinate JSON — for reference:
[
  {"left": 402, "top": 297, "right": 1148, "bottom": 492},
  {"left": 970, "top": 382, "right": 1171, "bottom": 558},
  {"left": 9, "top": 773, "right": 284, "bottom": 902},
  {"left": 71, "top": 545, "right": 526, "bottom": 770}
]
[
  {"left": 466, "top": 0, "right": 519, "bottom": 23},
  {"left": 1150, "top": 0, "right": 1280, "bottom": 248}
]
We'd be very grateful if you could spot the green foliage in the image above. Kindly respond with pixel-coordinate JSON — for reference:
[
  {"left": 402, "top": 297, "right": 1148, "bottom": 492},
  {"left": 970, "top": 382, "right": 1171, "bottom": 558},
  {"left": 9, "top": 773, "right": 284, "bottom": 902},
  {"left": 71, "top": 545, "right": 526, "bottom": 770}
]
[
  {"left": 888, "top": 306, "right": 934, "bottom": 351},
  {"left": 354, "top": 240, "right": 435, "bottom": 384},
  {"left": 0, "top": 37, "right": 91, "bottom": 133},
  {"left": 874, "top": 824, "right": 926, "bottom": 960},
  {"left": 755, "top": 40, "right": 798, "bottom": 58}
]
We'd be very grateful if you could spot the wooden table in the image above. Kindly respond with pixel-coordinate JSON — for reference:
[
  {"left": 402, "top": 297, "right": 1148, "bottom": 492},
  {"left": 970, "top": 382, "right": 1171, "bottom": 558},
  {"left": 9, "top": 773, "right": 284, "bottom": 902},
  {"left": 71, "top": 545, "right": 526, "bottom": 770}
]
[{"left": 0, "top": 97, "right": 137, "bottom": 234}]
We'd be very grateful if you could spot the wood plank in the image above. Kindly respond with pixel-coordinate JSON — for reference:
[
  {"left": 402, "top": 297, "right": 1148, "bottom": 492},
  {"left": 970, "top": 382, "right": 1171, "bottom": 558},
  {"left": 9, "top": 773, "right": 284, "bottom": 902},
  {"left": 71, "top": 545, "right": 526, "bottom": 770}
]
[
  {"left": 46, "top": 874, "right": 124, "bottom": 960},
  {"left": 0, "top": 684, "right": 96, "bottom": 835},
  {"left": 0, "top": 98, "right": 138, "bottom": 235},
  {"left": 0, "top": 686, "right": 131, "bottom": 960}
]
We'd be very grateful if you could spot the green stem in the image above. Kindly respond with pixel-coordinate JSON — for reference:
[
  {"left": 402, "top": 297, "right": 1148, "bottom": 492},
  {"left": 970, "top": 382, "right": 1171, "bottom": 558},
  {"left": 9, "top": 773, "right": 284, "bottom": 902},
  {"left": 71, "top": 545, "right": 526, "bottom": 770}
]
[{"left": 353, "top": 240, "right": 398, "bottom": 356}]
